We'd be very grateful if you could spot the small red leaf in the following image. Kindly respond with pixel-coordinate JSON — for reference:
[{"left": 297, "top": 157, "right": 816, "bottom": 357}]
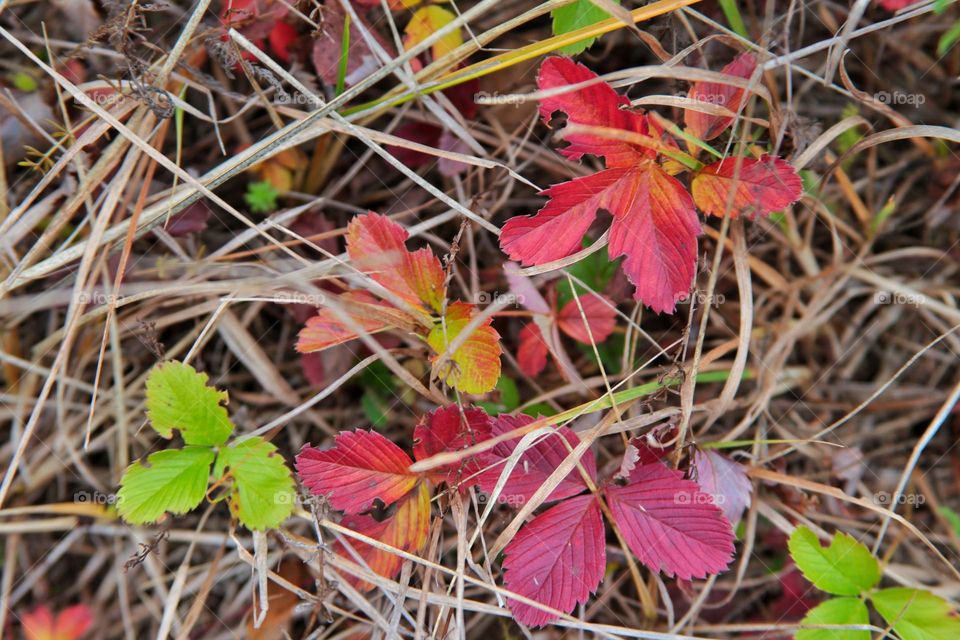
[
  {"left": 268, "top": 21, "right": 297, "bottom": 63},
  {"left": 556, "top": 293, "right": 616, "bottom": 344},
  {"left": 296, "top": 430, "right": 418, "bottom": 514},
  {"left": 334, "top": 482, "right": 431, "bottom": 590},
  {"left": 691, "top": 155, "right": 803, "bottom": 219},
  {"left": 685, "top": 52, "right": 757, "bottom": 141},
  {"left": 413, "top": 405, "right": 493, "bottom": 488},
  {"left": 606, "top": 462, "right": 735, "bottom": 580},
  {"left": 478, "top": 414, "right": 595, "bottom": 504},
  {"left": 346, "top": 213, "right": 446, "bottom": 312},
  {"left": 691, "top": 450, "right": 753, "bottom": 527},
  {"left": 502, "top": 495, "right": 605, "bottom": 627},
  {"left": 538, "top": 56, "right": 654, "bottom": 167},
  {"left": 516, "top": 322, "right": 549, "bottom": 377}
]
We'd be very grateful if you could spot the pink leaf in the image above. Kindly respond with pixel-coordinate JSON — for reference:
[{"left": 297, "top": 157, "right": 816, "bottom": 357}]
[
  {"left": 685, "top": 52, "right": 757, "bottom": 141},
  {"left": 504, "top": 262, "right": 551, "bottom": 315},
  {"left": 691, "top": 155, "right": 803, "bottom": 219},
  {"left": 296, "top": 430, "right": 418, "bottom": 514},
  {"left": 556, "top": 293, "right": 616, "bottom": 344},
  {"left": 412, "top": 405, "right": 493, "bottom": 488},
  {"left": 606, "top": 462, "right": 735, "bottom": 580},
  {"left": 478, "top": 414, "right": 595, "bottom": 504},
  {"left": 503, "top": 495, "right": 605, "bottom": 626},
  {"left": 691, "top": 449, "right": 752, "bottom": 527}
]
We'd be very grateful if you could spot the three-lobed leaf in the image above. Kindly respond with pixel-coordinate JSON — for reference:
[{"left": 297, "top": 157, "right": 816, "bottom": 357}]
[
  {"left": 796, "top": 597, "right": 870, "bottom": 640},
  {"left": 787, "top": 526, "right": 880, "bottom": 596},
  {"left": 215, "top": 437, "right": 296, "bottom": 530},
  {"left": 117, "top": 446, "right": 215, "bottom": 524},
  {"left": 144, "top": 361, "right": 234, "bottom": 446}
]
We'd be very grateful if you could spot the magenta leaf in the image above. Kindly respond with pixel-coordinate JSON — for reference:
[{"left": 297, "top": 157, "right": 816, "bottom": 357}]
[
  {"left": 477, "top": 414, "right": 596, "bottom": 505},
  {"left": 606, "top": 462, "right": 735, "bottom": 580},
  {"left": 502, "top": 495, "right": 605, "bottom": 626}
]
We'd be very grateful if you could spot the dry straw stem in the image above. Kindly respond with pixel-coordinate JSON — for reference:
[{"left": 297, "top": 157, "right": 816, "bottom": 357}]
[{"left": 2, "top": 0, "right": 960, "bottom": 637}]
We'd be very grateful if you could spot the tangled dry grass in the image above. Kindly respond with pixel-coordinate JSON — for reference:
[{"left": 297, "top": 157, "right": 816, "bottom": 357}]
[{"left": 0, "top": 0, "right": 958, "bottom": 638}]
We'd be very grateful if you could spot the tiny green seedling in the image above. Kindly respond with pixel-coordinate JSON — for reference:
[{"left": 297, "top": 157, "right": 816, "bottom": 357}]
[
  {"left": 117, "top": 361, "right": 295, "bottom": 531},
  {"left": 788, "top": 526, "right": 960, "bottom": 640}
]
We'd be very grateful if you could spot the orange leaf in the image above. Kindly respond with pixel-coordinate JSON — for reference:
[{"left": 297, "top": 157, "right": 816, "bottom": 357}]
[
  {"left": 21, "top": 605, "right": 93, "bottom": 640},
  {"left": 691, "top": 155, "right": 802, "bottom": 219},
  {"left": 335, "top": 482, "right": 431, "bottom": 590},
  {"left": 427, "top": 302, "right": 501, "bottom": 394},
  {"left": 296, "top": 291, "right": 399, "bottom": 353},
  {"left": 346, "top": 213, "right": 446, "bottom": 313}
]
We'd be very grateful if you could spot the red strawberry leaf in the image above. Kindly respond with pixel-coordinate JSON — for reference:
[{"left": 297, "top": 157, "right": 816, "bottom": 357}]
[
  {"left": 478, "top": 413, "right": 596, "bottom": 504},
  {"left": 296, "top": 430, "right": 418, "bottom": 514},
  {"left": 537, "top": 56, "right": 655, "bottom": 167},
  {"left": 556, "top": 293, "right": 616, "bottom": 344},
  {"left": 516, "top": 322, "right": 550, "bottom": 377},
  {"left": 503, "top": 162, "right": 702, "bottom": 313},
  {"left": 412, "top": 405, "right": 493, "bottom": 488},
  {"left": 692, "top": 154, "right": 802, "bottom": 219},
  {"left": 502, "top": 495, "right": 605, "bottom": 627},
  {"left": 334, "top": 482, "right": 431, "bottom": 591},
  {"left": 685, "top": 52, "right": 757, "bottom": 141},
  {"left": 605, "top": 462, "right": 735, "bottom": 580}
]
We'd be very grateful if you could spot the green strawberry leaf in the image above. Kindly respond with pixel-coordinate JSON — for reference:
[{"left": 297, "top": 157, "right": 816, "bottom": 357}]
[
  {"left": 145, "top": 361, "right": 234, "bottom": 446},
  {"left": 117, "top": 446, "right": 215, "bottom": 524},
  {"left": 788, "top": 526, "right": 880, "bottom": 596},
  {"left": 796, "top": 597, "right": 870, "bottom": 640},
  {"left": 215, "top": 437, "right": 296, "bottom": 531},
  {"left": 871, "top": 588, "right": 960, "bottom": 640},
  {"left": 551, "top": 0, "right": 620, "bottom": 56}
]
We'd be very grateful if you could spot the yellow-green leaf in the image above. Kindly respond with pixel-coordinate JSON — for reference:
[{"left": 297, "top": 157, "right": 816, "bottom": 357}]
[
  {"left": 117, "top": 446, "right": 215, "bottom": 524},
  {"left": 145, "top": 361, "right": 234, "bottom": 446},
  {"left": 788, "top": 527, "right": 880, "bottom": 596},
  {"left": 215, "top": 437, "right": 296, "bottom": 531},
  {"left": 796, "top": 597, "right": 870, "bottom": 640},
  {"left": 871, "top": 588, "right": 960, "bottom": 640}
]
